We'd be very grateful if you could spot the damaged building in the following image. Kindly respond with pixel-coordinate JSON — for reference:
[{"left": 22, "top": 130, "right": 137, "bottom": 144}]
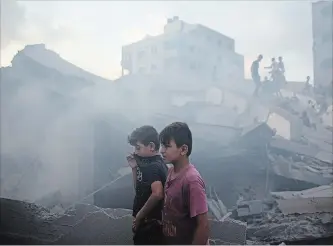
[{"left": 121, "top": 16, "right": 244, "bottom": 84}]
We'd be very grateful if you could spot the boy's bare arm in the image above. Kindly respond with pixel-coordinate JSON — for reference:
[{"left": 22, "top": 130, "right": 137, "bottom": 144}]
[
  {"left": 187, "top": 177, "right": 209, "bottom": 245},
  {"left": 135, "top": 181, "right": 164, "bottom": 221},
  {"left": 192, "top": 212, "right": 209, "bottom": 245}
]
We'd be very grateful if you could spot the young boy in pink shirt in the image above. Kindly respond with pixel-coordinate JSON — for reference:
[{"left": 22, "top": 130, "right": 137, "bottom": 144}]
[{"left": 159, "top": 122, "right": 209, "bottom": 245}]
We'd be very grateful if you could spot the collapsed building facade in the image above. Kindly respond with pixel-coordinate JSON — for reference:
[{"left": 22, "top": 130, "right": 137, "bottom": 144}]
[{"left": 1, "top": 15, "right": 333, "bottom": 245}]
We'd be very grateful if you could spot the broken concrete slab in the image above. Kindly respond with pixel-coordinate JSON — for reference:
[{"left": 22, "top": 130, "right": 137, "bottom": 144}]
[
  {"left": 270, "top": 137, "right": 318, "bottom": 157},
  {"left": 305, "top": 137, "right": 333, "bottom": 154},
  {"left": 2, "top": 197, "right": 248, "bottom": 245},
  {"left": 303, "top": 127, "right": 333, "bottom": 145},
  {"left": 0, "top": 197, "right": 63, "bottom": 244},
  {"left": 34, "top": 189, "right": 62, "bottom": 208},
  {"left": 247, "top": 209, "right": 333, "bottom": 244},
  {"left": 276, "top": 197, "right": 333, "bottom": 215},
  {"left": 239, "top": 122, "right": 274, "bottom": 147},
  {"left": 271, "top": 154, "right": 333, "bottom": 186},
  {"left": 54, "top": 209, "right": 133, "bottom": 245},
  {"left": 0, "top": 198, "right": 133, "bottom": 245},
  {"left": 2, "top": 197, "right": 333, "bottom": 245},
  {"left": 315, "top": 151, "right": 333, "bottom": 164},
  {"left": 236, "top": 200, "right": 264, "bottom": 217},
  {"left": 208, "top": 199, "right": 224, "bottom": 220},
  {"left": 210, "top": 218, "right": 247, "bottom": 245},
  {"left": 271, "top": 184, "right": 333, "bottom": 200}
]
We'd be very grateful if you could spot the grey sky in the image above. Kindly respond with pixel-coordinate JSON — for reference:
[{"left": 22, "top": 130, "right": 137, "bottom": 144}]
[{"left": 1, "top": 0, "right": 314, "bottom": 81}]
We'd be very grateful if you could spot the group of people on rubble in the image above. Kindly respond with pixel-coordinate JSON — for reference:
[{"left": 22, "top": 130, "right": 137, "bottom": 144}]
[
  {"left": 251, "top": 54, "right": 286, "bottom": 97},
  {"left": 127, "top": 122, "right": 209, "bottom": 245}
]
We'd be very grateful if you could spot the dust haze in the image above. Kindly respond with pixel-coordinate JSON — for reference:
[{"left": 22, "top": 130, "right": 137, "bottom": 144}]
[{"left": 0, "top": 0, "right": 331, "bottom": 209}]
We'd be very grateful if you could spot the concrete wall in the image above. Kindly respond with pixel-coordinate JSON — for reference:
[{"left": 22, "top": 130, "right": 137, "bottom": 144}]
[{"left": 312, "top": 1, "right": 333, "bottom": 87}]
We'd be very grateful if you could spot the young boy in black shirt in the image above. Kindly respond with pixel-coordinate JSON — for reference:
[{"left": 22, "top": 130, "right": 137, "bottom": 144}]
[{"left": 127, "top": 125, "right": 168, "bottom": 245}]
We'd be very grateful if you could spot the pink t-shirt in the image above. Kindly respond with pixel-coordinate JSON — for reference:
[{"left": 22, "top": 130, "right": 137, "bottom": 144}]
[{"left": 162, "top": 164, "right": 208, "bottom": 245}]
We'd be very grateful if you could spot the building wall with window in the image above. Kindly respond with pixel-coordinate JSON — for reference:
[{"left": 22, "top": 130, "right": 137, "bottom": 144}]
[
  {"left": 312, "top": 1, "right": 333, "bottom": 87},
  {"left": 121, "top": 17, "right": 244, "bottom": 84}
]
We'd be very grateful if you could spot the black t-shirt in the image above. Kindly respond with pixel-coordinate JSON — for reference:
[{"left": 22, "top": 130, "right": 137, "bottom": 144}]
[{"left": 132, "top": 155, "right": 168, "bottom": 220}]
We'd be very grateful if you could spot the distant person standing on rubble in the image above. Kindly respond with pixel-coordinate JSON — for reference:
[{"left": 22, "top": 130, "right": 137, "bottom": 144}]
[
  {"left": 265, "top": 58, "right": 282, "bottom": 96},
  {"left": 303, "top": 76, "right": 311, "bottom": 94},
  {"left": 265, "top": 57, "right": 279, "bottom": 81},
  {"left": 159, "top": 122, "right": 209, "bottom": 245},
  {"left": 251, "top": 54, "right": 263, "bottom": 97},
  {"left": 127, "top": 125, "right": 168, "bottom": 245},
  {"left": 278, "top": 56, "right": 286, "bottom": 82}
]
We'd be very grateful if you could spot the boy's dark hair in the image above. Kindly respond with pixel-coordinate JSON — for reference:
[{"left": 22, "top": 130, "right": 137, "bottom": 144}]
[
  {"left": 159, "top": 122, "right": 192, "bottom": 156},
  {"left": 128, "top": 125, "right": 160, "bottom": 151}
]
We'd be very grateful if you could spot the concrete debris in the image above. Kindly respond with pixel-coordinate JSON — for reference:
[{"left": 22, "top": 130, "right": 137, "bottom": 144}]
[
  {"left": 235, "top": 200, "right": 265, "bottom": 218},
  {"left": 210, "top": 218, "right": 247, "bottom": 245},
  {"left": 0, "top": 198, "right": 133, "bottom": 245},
  {"left": 212, "top": 187, "right": 228, "bottom": 216},
  {"left": 0, "top": 197, "right": 250, "bottom": 245},
  {"left": 315, "top": 151, "right": 333, "bottom": 164},
  {"left": 34, "top": 189, "right": 63, "bottom": 209},
  {"left": 246, "top": 208, "right": 333, "bottom": 244},
  {"left": 208, "top": 199, "right": 224, "bottom": 221},
  {"left": 270, "top": 137, "right": 318, "bottom": 157},
  {"left": 268, "top": 133, "right": 332, "bottom": 186},
  {"left": 239, "top": 122, "right": 275, "bottom": 147},
  {"left": 276, "top": 197, "right": 333, "bottom": 215},
  {"left": 1, "top": 44, "right": 333, "bottom": 245},
  {"left": 270, "top": 155, "right": 333, "bottom": 186},
  {"left": 207, "top": 187, "right": 229, "bottom": 221},
  {"left": 271, "top": 184, "right": 333, "bottom": 199}
]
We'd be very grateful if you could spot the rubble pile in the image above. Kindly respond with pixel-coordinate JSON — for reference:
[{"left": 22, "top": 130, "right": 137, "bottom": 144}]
[
  {"left": 2, "top": 191, "right": 332, "bottom": 245},
  {"left": 208, "top": 186, "right": 333, "bottom": 244},
  {"left": 1, "top": 44, "right": 332, "bottom": 245},
  {"left": 247, "top": 209, "right": 333, "bottom": 244},
  {"left": 269, "top": 136, "right": 332, "bottom": 186},
  {"left": 0, "top": 198, "right": 133, "bottom": 245},
  {"left": 0, "top": 198, "right": 247, "bottom": 245}
]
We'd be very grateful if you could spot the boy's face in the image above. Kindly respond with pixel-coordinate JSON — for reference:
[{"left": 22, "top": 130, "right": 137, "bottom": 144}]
[
  {"left": 160, "top": 139, "right": 187, "bottom": 163},
  {"left": 133, "top": 141, "right": 155, "bottom": 157}
]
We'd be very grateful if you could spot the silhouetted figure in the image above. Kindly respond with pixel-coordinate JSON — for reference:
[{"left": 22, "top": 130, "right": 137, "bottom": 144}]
[
  {"left": 251, "top": 54, "right": 263, "bottom": 97},
  {"left": 278, "top": 57, "right": 285, "bottom": 74},
  {"left": 265, "top": 57, "right": 279, "bottom": 81},
  {"left": 303, "top": 76, "right": 311, "bottom": 94},
  {"left": 278, "top": 56, "right": 286, "bottom": 83}
]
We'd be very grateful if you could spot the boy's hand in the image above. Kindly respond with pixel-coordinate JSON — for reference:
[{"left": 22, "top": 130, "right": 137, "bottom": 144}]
[{"left": 126, "top": 154, "right": 137, "bottom": 169}]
